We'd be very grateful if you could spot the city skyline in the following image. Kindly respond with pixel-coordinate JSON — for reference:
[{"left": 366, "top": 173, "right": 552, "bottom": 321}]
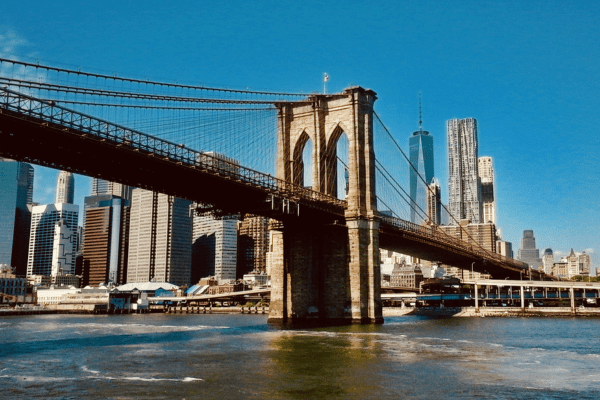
[{"left": 1, "top": 1, "right": 598, "bottom": 268}]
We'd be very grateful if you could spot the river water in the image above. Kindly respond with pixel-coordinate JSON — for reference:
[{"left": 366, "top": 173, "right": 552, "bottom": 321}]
[{"left": 1, "top": 313, "right": 599, "bottom": 399}]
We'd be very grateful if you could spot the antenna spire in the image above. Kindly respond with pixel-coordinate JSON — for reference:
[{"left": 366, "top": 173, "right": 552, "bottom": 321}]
[{"left": 418, "top": 92, "right": 423, "bottom": 132}]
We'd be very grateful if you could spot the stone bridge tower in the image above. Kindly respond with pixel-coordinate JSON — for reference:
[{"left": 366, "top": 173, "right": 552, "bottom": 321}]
[{"left": 269, "top": 87, "right": 382, "bottom": 324}]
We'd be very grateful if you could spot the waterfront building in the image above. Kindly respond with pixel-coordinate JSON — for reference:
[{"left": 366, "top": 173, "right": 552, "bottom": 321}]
[
  {"left": 447, "top": 118, "right": 482, "bottom": 224},
  {"left": 0, "top": 158, "right": 34, "bottom": 275},
  {"left": 55, "top": 171, "right": 74, "bottom": 204},
  {"left": 478, "top": 156, "right": 496, "bottom": 224},
  {"left": 237, "top": 215, "right": 269, "bottom": 277},
  {"left": 390, "top": 260, "right": 424, "bottom": 288},
  {"left": 0, "top": 266, "right": 28, "bottom": 299},
  {"left": 127, "top": 189, "right": 192, "bottom": 287},
  {"left": 542, "top": 248, "right": 554, "bottom": 275},
  {"left": 27, "top": 203, "right": 79, "bottom": 277},
  {"left": 517, "top": 230, "right": 542, "bottom": 269},
  {"left": 35, "top": 286, "right": 80, "bottom": 306},
  {"left": 52, "top": 274, "right": 80, "bottom": 287},
  {"left": 243, "top": 271, "right": 269, "bottom": 287},
  {"left": 192, "top": 213, "right": 238, "bottom": 283},
  {"left": 82, "top": 195, "right": 130, "bottom": 286},
  {"left": 409, "top": 115, "right": 434, "bottom": 224},
  {"left": 552, "top": 261, "right": 568, "bottom": 279}
]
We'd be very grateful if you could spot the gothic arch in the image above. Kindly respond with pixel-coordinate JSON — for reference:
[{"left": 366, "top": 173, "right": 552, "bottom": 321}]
[
  {"left": 292, "top": 130, "right": 312, "bottom": 187},
  {"left": 324, "top": 124, "right": 349, "bottom": 198}
]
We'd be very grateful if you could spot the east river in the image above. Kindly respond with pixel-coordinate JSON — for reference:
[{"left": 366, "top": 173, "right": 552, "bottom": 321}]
[{"left": 1, "top": 313, "right": 599, "bottom": 399}]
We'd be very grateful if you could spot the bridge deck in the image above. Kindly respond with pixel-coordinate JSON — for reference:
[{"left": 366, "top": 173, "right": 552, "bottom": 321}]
[{"left": 0, "top": 88, "right": 554, "bottom": 280}]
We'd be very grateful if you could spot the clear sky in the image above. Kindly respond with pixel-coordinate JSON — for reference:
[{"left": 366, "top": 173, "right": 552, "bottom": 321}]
[{"left": 1, "top": 1, "right": 598, "bottom": 267}]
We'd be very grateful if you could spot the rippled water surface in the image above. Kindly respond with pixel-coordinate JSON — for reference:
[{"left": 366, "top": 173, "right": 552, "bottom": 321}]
[{"left": 1, "top": 314, "right": 599, "bottom": 399}]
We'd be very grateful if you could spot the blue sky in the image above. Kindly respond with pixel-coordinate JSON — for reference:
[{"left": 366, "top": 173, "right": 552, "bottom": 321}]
[{"left": 1, "top": 1, "right": 598, "bottom": 266}]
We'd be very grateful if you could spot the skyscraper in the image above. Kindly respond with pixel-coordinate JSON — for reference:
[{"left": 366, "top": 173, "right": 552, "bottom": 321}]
[
  {"left": 82, "top": 195, "right": 130, "bottom": 286},
  {"left": 27, "top": 203, "right": 79, "bottom": 276},
  {"left": 478, "top": 156, "right": 496, "bottom": 224},
  {"left": 426, "top": 178, "right": 441, "bottom": 226},
  {"left": 91, "top": 178, "right": 132, "bottom": 202},
  {"left": 447, "top": 118, "right": 482, "bottom": 224},
  {"left": 126, "top": 189, "right": 192, "bottom": 286},
  {"left": 517, "top": 230, "right": 542, "bottom": 269},
  {"left": 51, "top": 219, "right": 75, "bottom": 276},
  {"left": 0, "top": 158, "right": 34, "bottom": 274},
  {"left": 192, "top": 214, "right": 238, "bottom": 283},
  {"left": 409, "top": 108, "right": 434, "bottom": 224},
  {"left": 55, "top": 171, "right": 74, "bottom": 204}
]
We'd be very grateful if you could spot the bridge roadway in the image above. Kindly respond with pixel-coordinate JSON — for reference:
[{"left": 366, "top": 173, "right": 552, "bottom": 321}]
[{"left": 0, "top": 88, "right": 540, "bottom": 279}]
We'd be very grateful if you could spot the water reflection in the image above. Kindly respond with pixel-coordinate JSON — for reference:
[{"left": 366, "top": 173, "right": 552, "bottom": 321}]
[{"left": 266, "top": 326, "right": 385, "bottom": 399}]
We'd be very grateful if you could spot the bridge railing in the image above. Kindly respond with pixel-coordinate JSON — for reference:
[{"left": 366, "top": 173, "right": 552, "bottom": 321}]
[
  {"left": 0, "top": 88, "right": 346, "bottom": 213},
  {"left": 379, "top": 214, "right": 526, "bottom": 270}
]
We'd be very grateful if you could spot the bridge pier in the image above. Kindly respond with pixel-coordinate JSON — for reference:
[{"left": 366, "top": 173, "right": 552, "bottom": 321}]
[{"left": 268, "top": 218, "right": 382, "bottom": 325}]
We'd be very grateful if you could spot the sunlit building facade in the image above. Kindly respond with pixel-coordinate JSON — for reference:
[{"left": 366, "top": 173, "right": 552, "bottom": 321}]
[{"left": 447, "top": 118, "right": 482, "bottom": 224}]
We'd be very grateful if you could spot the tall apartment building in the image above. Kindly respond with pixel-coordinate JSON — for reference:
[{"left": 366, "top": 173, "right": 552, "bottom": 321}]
[
  {"left": 55, "top": 171, "right": 75, "bottom": 204},
  {"left": 27, "top": 203, "right": 79, "bottom": 276},
  {"left": 82, "top": 195, "right": 130, "bottom": 286},
  {"left": 0, "top": 158, "right": 34, "bottom": 275},
  {"left": 192, "top": 213, "right": 238, "bottom": 283},
  {"left": 409, "top": 120, "right": 434, "bottom": 224},
  {"left": 478, "top": 156, "right": 496, "bottom": 224},
  {"left": 447, "top": 118, "right": 482, "bottom": 224},
  {"left": 237, "top": 215, "right": 269, "bottom": 277},
  {"left": 517, "top": 230, "right": 542, "bottom": 269},
  {"left": 127, "top": 189, "right": 192, "bottom": 286}
]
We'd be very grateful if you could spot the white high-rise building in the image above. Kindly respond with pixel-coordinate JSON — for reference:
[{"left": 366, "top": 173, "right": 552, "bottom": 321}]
[
  {"left": 426, "top": 178, "right": 441, "bottom": 225},
  {"left": 542, "top": 248, "right": 554, "bottom": 275},
  {"left": 192, "top": 214, "right": 238, "bottom": 282},
  {"left": 55, "top": 171, "right": 75, "bottom": 204},
  {"left": 51, "top": 219, "right": 75, "bottom": 276},
  {"left": 478, "top": 156, "right": 496, "bottom": 224},
  {"left": 126, "top": 189, "right": 192, "bottom": 286},
  {"left": 27, "top": 203, "right": 79, "bottom": 276},
  {"left": 447, "top": 118, "right": 482, "bottom": 224}
]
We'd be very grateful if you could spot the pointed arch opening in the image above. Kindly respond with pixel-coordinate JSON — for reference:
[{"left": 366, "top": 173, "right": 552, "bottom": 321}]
[
  {"left": 292, "top": 131, "right": 314, "bottom": 189},
  {"left": 325, "top": 126, "right": 349, "bottom": 200}
]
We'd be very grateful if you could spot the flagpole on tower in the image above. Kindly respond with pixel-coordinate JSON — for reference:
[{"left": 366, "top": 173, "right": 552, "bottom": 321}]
[{"left": 323, "top": 73, "right": 329, "bottom": 94}]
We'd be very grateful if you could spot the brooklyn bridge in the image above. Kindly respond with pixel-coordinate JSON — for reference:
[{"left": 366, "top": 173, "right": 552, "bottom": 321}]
[{"left": 0, "top": 58, "right": 547, "bottom": 324}]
